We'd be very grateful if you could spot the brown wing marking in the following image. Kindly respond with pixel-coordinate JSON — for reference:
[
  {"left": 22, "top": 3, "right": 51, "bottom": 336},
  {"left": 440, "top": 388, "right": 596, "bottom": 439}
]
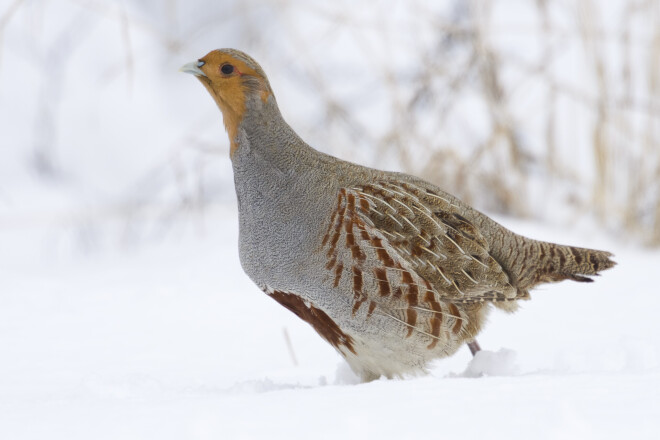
[
  {"left": 265, "top": 288, "right": 356, "bottom": 355},
  {"left": 320, "top": 186, "right": 474, "bottom": 349}
]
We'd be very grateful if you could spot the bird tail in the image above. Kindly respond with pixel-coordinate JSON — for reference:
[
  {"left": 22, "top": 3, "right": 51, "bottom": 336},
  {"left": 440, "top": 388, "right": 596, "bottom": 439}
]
[{"left": 518, "top": 240, "right": 616, "bottom": 290}]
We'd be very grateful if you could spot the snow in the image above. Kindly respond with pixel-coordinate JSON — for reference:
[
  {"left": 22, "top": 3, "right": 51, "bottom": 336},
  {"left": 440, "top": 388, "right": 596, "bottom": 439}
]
[
  {"left": 459, "top": 348, "right": 520, "bottom": 378},
  {"left": 1, "top": 0, "right": 659, "bottom": 437},
  {"left": 1, "top": 205, "right": 659, "bottom": 439}
]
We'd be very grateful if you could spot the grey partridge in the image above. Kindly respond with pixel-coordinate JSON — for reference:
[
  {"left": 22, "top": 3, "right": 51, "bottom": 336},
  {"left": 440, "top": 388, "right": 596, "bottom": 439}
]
[{"left": 181, "top": 49, "right": 615, "bottom": 381}]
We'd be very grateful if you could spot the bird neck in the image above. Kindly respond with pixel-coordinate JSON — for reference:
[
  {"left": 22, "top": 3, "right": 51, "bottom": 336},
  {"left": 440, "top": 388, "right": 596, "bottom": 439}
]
[{"left": 231, "top": 95, "right": 318, "bottom": 173}]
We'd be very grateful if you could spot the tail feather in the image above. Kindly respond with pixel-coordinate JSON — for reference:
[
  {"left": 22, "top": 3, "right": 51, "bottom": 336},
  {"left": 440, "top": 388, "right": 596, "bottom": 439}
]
[{"left": 518, "top": 241, "right": 616, "bottom": 290}]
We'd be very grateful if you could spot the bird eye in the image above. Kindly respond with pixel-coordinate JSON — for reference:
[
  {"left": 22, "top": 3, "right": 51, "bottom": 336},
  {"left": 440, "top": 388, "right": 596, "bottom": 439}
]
[{"left": 221, "top": 64, "right": 234, "bottom": 75}]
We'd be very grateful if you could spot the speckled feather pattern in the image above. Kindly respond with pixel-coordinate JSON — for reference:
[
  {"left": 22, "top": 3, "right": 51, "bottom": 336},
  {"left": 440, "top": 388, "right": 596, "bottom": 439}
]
[{"left": 188, "top": 49, "right": 616, "bottom": 381}]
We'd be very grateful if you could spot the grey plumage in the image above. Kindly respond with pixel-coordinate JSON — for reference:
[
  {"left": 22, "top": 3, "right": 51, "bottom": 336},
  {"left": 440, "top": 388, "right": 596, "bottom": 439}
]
[{"left": 183, "top": 49, "right": 616, "bottom": 381}]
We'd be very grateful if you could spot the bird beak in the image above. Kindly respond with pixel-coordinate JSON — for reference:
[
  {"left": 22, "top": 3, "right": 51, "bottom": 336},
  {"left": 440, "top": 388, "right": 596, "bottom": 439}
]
[{"left": 180, "top": 61, "right": 207, "bottom": 77}]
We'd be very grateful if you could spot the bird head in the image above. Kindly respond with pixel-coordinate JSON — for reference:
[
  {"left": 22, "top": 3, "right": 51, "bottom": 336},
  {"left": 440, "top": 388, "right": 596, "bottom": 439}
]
[{"left": 181, "top": 49, "right": 273, "bottom": 156}]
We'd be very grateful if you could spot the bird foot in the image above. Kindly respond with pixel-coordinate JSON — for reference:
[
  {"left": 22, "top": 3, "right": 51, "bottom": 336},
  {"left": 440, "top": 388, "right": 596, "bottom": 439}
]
[{"left": 467, "top": 341, "right": 481, "bottom": 356}]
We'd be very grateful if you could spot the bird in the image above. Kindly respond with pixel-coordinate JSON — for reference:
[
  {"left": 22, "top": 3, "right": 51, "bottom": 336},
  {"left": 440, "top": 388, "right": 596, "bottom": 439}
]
[{"left": 181, "top": 49, "right": 616, "bottom": 381}]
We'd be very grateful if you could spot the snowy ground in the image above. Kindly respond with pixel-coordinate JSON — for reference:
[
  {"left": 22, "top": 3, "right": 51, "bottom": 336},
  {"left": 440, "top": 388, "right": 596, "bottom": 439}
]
[
  {"left": 1, "top": 204, "right": 658, "bottom": 439},
  {"left": 2, "top": 0, "right": 658, "bottom": 438}
]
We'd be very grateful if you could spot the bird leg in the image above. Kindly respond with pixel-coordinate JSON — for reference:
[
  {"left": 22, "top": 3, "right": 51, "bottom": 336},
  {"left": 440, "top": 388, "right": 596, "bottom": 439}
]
[{"left": 467, "top": 340, "right": 481, "bottom": 356}]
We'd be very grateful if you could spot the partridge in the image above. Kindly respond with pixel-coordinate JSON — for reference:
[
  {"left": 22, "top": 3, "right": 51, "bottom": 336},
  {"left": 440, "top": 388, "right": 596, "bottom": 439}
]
[{"left": 181, "top": 49, "right": 615, "bottom": 381}]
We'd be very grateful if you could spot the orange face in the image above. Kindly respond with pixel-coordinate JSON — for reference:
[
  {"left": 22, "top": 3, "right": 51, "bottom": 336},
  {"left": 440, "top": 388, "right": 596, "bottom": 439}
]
[{"left": 183, "top": 50, "right": 271, "bottom": 157}]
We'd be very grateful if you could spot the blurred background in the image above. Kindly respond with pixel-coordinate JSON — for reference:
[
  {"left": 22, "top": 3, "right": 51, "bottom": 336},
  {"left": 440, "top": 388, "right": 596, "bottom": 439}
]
[
  {"left": 1, "top": 0, "right": 659, "bottom": 252},
  {"left": 2, "top": 2, "right": 660, "bottom": 437}
]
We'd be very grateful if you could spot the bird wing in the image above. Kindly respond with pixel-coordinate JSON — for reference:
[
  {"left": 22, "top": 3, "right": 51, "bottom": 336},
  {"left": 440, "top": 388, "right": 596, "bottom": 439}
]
[{"left": 320, "top": 180, "right": 517, "bottom": 348}]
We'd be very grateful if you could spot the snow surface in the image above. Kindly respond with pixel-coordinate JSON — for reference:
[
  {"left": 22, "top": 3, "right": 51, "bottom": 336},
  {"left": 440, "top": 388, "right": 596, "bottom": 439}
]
[
  {"left": 1, "top": 1, "right": 658, "bottom": 438},
  {"left": 1, "top": 205, "right": 658, "bottom": 440}
]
